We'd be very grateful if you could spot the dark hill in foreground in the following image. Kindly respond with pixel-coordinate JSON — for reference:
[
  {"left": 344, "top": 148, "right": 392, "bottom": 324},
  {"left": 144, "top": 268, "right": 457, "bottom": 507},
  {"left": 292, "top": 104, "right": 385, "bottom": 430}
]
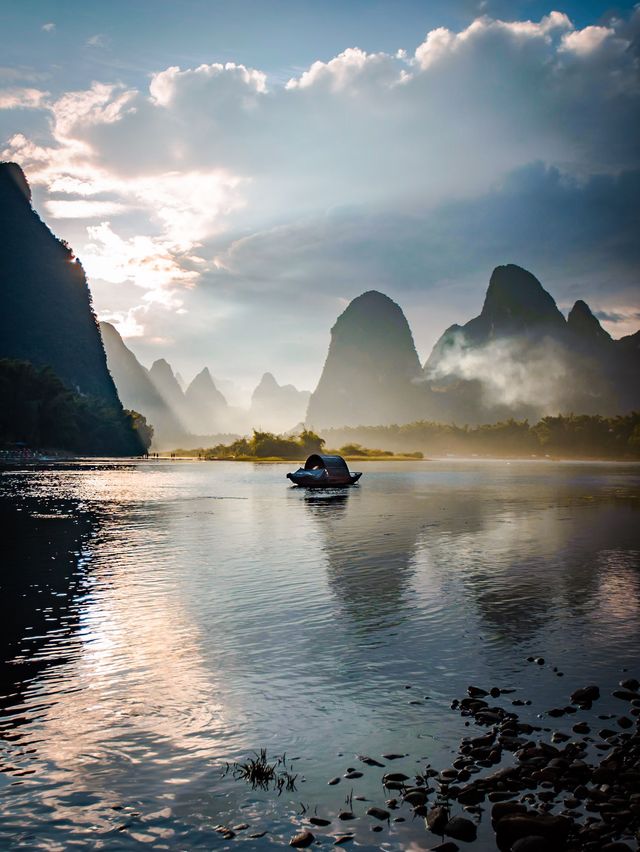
[
  {"left": 0, "top": 163, "right": 119, "bottom": 402},
  {"left": 0, "top": 162, "right": 143, "bottom": 454}
]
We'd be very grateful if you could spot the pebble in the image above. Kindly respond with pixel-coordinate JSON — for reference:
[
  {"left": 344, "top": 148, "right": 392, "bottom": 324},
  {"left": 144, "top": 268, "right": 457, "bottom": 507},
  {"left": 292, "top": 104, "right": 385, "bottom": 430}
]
[
  {"left": 333, "top": 835, "right": 353, "bottom": 845},
  {"left": 444, "top": 816, "right": 477, "bottom": 842},
  {"left": 328, "top": 777, "right": 340, "bottom": 785},
  {"left": 344, "top": 771, "right": 362, "bottom": 779},
  {"left": 289, "top": 830, "right": 314, "bottom": 848},
  {"left": 403, "top": 790, "right": 427, "bottom": 807},
  {"left": 366, "top": 806, "right": 389, "bottom": 821},
  {"left": 426, "top": 805, "right": 448, "bottom": 834},
  {"left": 511, "top": 838, "right": 547, "bottom": 852},
  {"left": 495, "top": 813, "right": 571, "bottom": 848},
  {"left": 570, "top": 685, "right": 600, "bottom": 704},
  {"left": 612, "top": 689, "right": 638, "bottom": 701},
  {"left": 491, "top": 802, "right": 527, "bottom": 822},
  {"left": 382, "top": 753, "right": 405, "bottom": 760},
  {"left": 383, "top": 772, "right": 409, "bottom": 783},
  {"left": 309, "top": 817, "right": 331, "bottom": 826},
  {"left": 338, "top": 811, "right": 355, "bottom": 821},
  {"left": 457, "top": 786, "right": 484, "bottom": 805},
  {"left": 357, "top": 755, "right": 385, "bottom": 767}
]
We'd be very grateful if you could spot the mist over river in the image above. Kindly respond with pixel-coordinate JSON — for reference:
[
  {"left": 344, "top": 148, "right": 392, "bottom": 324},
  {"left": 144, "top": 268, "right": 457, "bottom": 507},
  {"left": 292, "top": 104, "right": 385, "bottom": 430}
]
[{"left": 1, "top": 459, "right": 639, "bottom": 850}]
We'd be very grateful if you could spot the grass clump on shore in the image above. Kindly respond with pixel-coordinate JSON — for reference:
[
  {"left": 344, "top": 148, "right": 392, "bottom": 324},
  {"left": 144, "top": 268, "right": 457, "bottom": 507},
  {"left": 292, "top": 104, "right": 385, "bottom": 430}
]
[{"left": 224, "top": 749, "right": 297, "bottom": 793}]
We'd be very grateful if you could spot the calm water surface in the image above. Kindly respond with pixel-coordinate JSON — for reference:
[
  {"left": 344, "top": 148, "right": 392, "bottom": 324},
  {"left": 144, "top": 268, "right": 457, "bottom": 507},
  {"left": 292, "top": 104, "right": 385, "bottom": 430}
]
[{"left": 1, "top": 459, "right": 639, "bottom": 850}]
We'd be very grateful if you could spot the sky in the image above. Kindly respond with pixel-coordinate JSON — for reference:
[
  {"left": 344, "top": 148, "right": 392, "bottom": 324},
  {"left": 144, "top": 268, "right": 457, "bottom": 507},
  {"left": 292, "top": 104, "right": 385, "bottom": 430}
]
[{"left": 1, "top": 0, "right": 639, "bottom": 399}]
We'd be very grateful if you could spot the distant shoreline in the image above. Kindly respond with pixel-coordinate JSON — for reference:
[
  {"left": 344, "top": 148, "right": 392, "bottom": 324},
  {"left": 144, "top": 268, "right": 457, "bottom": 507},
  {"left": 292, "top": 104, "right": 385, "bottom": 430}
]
[
  {"left": 6, "top": 454, "right": 640, "bottom": 469},
  {"left": 158, "top": 454, "right": 640, "bottom": 463},
  {"left": 3, "top": 453, "right": 640, "bottom": 472}
]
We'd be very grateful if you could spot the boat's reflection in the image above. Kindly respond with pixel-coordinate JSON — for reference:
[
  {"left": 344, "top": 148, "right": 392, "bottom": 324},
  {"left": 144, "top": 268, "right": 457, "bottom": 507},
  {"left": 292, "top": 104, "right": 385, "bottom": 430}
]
[{"left": 303, "top": 488, "right": 351, "bottom": 514}]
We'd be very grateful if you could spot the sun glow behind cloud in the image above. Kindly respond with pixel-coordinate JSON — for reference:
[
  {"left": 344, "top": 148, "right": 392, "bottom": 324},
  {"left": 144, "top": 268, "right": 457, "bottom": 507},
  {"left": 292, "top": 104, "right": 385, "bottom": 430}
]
[{"left": 1, "top": 7, "right": 639, "bottom": 368}]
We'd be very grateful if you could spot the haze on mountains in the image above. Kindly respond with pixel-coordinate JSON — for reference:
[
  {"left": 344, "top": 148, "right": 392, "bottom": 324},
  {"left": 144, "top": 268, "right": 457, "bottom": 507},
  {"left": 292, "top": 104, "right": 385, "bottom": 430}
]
[
  {"left": 306, "top": 265, "right": 640, "bottom": 430},
  {"left": 1, "top": 4, "right": 638, "bottom": 391},
  {"left": 100, "top": 320, "right": 311, "bottom": 444},
  {"left": 306, "top": 291, "right": 424, "bottom": 428},
  {"left": 100, "top": 322, "right": 187, "bottom": 447},
  {"left": 2, "top": 155, "right": 638, "bottom": 451},
  {"left": 251, "top": 373, "right": 310, "bottom": 433}
]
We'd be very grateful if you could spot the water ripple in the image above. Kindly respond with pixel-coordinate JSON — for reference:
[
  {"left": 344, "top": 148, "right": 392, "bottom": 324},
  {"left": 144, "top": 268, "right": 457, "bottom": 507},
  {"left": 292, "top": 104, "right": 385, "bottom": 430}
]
[{"left": 1, "top": 459, "right": 639, "bottom": 849}]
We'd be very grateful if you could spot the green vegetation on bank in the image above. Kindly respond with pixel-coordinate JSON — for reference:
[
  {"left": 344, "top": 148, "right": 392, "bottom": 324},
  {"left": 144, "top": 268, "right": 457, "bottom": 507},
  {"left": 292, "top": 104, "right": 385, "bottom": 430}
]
[
  {"left": 173, "top": 414, "right": 640, "bottom": 461},
  {"left": 176, "top": 429, "right": 326, "bottom": 460},
  {"left": 323, "top": 413, "right": 640, "bottom": 459},
  {"left": 175, "top": 429, "right": 422, "bottom": 460},
  {"left": 338, "top": 442, "right": 422, "bottom": 459},
  {"left": 0, "top": 358, "right": 152, "bottom": 455}
]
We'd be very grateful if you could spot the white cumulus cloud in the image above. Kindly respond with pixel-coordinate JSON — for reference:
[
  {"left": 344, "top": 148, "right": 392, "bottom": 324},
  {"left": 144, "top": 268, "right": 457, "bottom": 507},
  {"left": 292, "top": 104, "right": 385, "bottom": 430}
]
[{"left": 1, "top": 8, "right": 638, "bottom": 371}]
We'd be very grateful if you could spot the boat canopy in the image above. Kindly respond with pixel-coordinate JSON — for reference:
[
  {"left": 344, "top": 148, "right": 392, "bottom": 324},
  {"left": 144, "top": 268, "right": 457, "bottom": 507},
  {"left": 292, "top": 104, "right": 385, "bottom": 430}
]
[{"left": 304, "top": 454, "right": 351, "bottom": 476}]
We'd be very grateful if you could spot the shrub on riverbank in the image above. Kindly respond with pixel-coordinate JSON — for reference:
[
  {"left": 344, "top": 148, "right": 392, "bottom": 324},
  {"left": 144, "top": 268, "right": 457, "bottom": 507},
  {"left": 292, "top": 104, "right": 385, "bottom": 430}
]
[{"left": 197, "top": 428, "right": 326, "bottom": 460}]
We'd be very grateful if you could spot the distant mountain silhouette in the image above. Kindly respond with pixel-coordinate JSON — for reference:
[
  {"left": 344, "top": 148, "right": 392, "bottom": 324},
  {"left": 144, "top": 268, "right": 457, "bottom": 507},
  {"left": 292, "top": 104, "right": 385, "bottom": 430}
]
[
  {"left": 184, "top": 368, "right": 229, "bottom": 433},
  {"left": 423, "top": 264, "right": 566, "bottom": 377},
  {"left": 473, "top": 264, "right": 566, "bottom": 339},
  {"left": 567, "top": 300, "right": 614, "bottom": 347},
  {"left": 100, "top": 322, "right": 188, "bottom": 446},
  {"left": 308, "top": 267, "right": 639, "bottom": 429},
  {"left": 618, "top": 329, "right": 640, "bottom": 354},
  {"left": 5, "top": 160, "right": 636, "bottom": 443},
  {"left": 148, "top": 358, "right": 191, "bottom": 429},
  {"left": 423, "top": 264, "right": 640, "bottom": 421},
  {"left": 306, "top": 291, "right": 423, "bottom": 428},
  {"left": 250, "top": 372, "right": 310, "bottom": 431},
  {"left": 0, "top": 162, "right": 143, "bottom": 454}
]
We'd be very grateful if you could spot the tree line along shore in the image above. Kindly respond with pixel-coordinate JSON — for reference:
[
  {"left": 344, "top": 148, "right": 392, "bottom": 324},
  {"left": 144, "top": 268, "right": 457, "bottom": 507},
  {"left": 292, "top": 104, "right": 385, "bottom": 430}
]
[
  {"left": 170, "top": 414, "right": 640, "bottom": 462},
  {"left": 2, "top": 358, "right": 639, "bottom": 462}
]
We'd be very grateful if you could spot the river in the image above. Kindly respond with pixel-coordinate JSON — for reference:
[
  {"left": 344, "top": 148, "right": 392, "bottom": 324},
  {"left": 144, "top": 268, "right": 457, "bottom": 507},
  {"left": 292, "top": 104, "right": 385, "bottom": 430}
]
[{"left": 1, "top": 459, "right": 639, "bottom": 849}]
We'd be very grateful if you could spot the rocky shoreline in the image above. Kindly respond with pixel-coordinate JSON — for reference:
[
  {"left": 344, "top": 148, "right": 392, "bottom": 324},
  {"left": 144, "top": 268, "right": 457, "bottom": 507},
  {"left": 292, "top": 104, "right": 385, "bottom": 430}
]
[{"left": 275, "top": 671, "right": 640, "bottom": 850}]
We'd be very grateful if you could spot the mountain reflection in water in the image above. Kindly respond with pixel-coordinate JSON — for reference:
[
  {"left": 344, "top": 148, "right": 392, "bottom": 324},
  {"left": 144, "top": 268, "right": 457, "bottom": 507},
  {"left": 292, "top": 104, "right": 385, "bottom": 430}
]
[
  {"left": 0, "top": 459, "right": 638, "bottom": 850},
  {"left": 304, "top": 487, "right": 418, "bottom": 631}
]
